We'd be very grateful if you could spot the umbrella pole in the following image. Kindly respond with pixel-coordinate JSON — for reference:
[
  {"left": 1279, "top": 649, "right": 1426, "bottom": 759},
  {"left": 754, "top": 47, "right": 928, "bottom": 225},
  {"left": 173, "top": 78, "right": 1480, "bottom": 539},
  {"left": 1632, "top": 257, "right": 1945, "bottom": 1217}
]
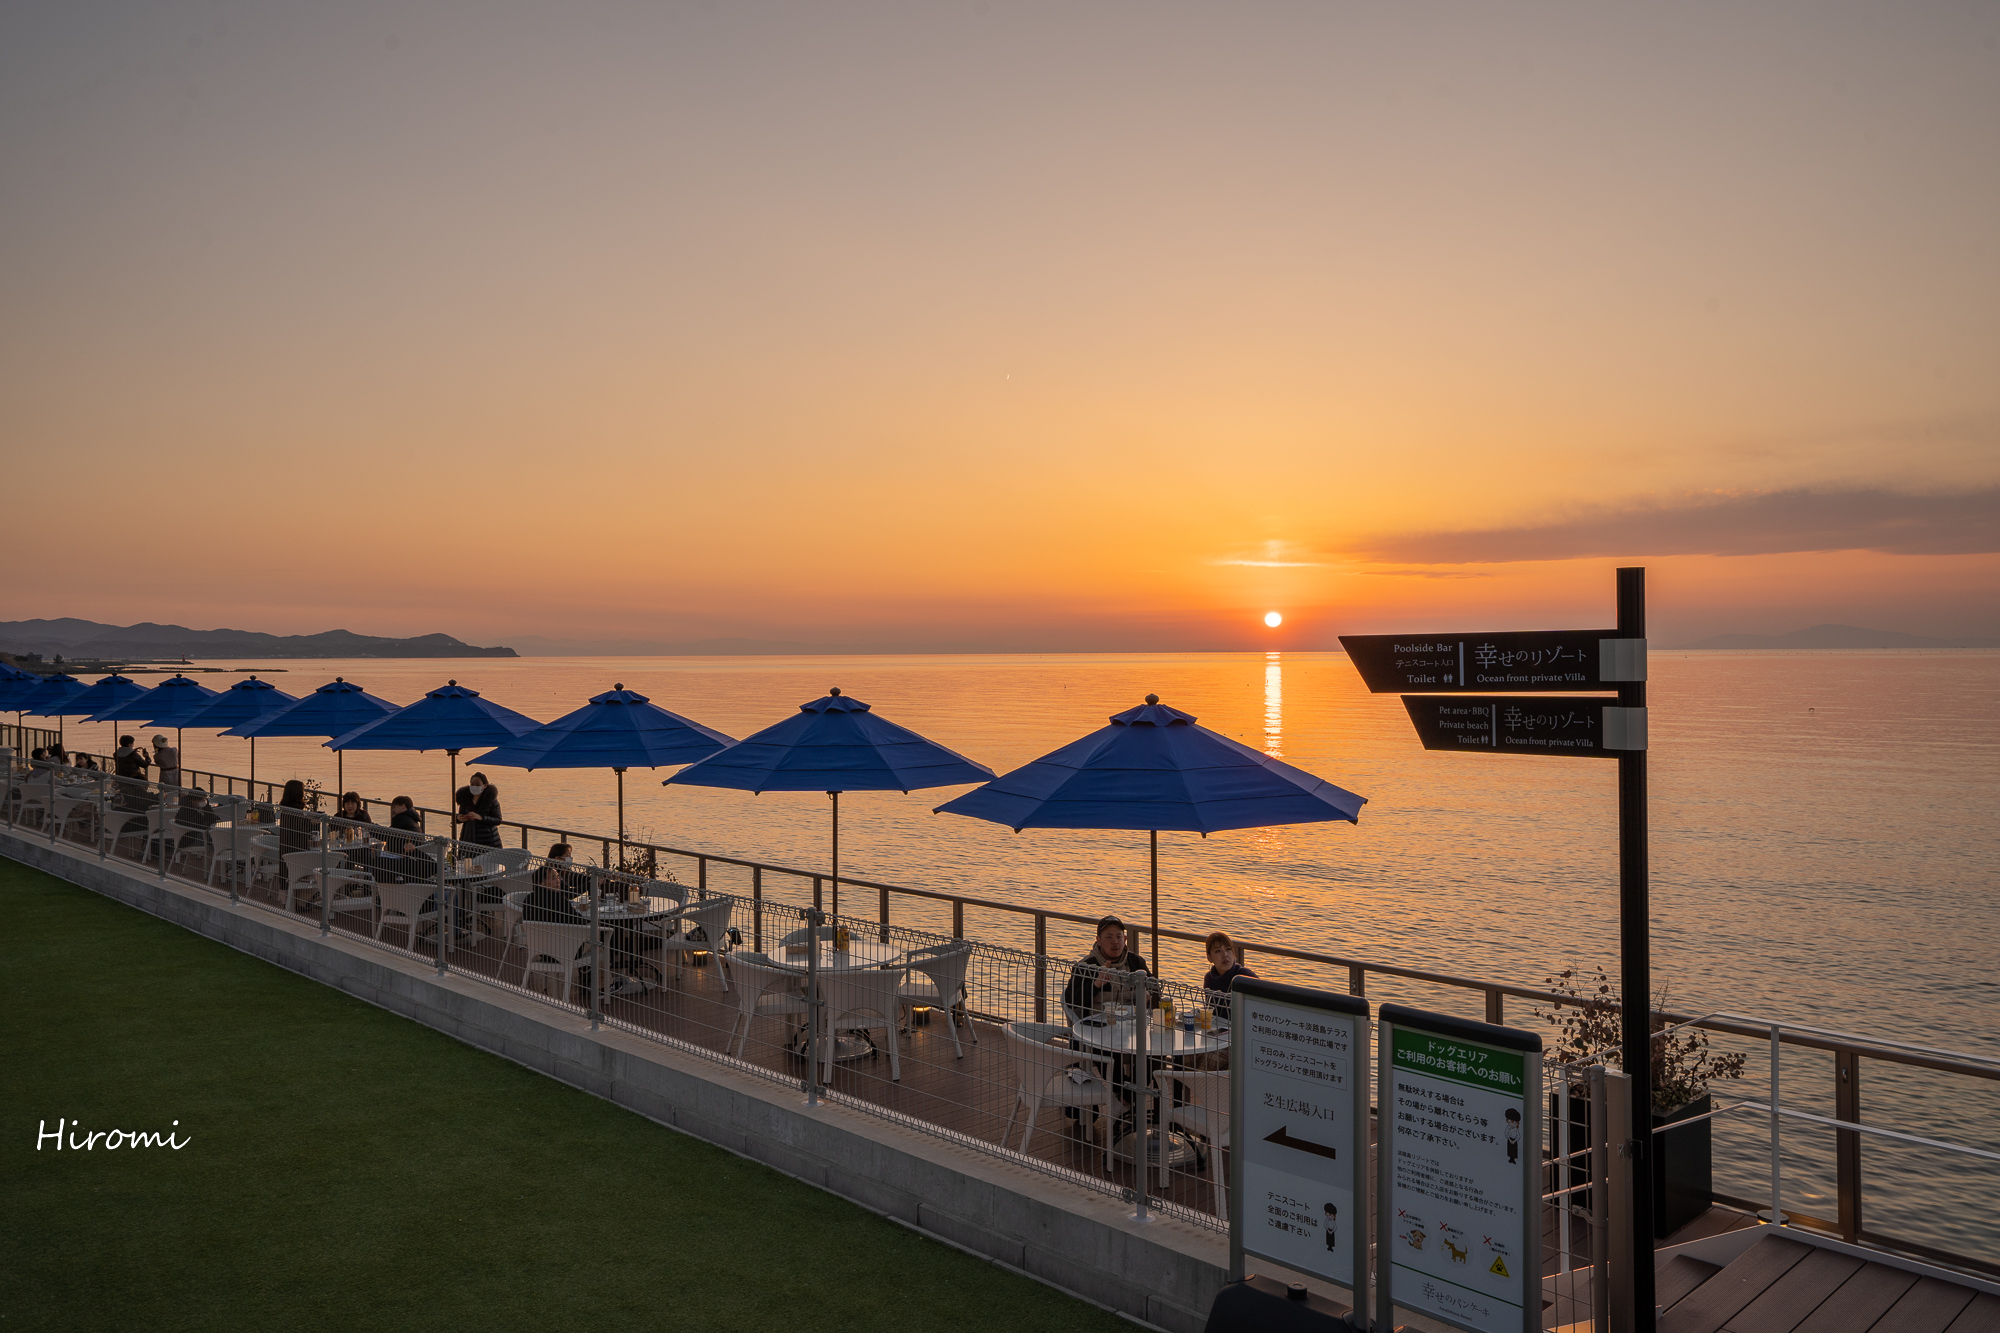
[
  {"left": 1150, "top": 828, "right": 1160, "bottom": 980},
  {"left": 829, "top": 790, "right": 840, "bottom": 922},
  {"left": 447, "top": 750, "right": 460, "bottom": 840},
  {"left": 615, "top": 768, "right": 626, "bottom": 850}
]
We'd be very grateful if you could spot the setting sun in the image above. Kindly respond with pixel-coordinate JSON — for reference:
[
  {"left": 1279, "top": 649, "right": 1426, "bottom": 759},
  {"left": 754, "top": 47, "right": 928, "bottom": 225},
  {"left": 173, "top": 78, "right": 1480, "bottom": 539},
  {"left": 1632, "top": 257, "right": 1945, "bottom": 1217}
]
[{"left": 1264, "top": 611, "right": 1283, "bottom": 628}]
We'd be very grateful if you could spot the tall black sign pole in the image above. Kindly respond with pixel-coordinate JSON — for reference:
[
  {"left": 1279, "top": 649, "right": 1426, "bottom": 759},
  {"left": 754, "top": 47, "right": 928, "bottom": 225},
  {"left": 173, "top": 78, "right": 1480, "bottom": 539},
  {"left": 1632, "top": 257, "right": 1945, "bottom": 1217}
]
[{"left": 1617, "top": 566, "right": 1655, "bottom": 1327}]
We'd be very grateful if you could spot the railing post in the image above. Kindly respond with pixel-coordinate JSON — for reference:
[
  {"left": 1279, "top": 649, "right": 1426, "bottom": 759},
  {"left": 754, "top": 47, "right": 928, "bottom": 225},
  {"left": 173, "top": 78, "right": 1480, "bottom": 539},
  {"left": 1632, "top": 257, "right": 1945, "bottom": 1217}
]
[
  {"left": 319, "top": 812, "right": 331, "bottom": 937},
  {"left": 813, "top": 874, "right": 822, "bottom": 914},
  {"left": 1132, "top": 975, "right": 1152, "bottom": 1224},
  {"left": 1485, "top": 986, "right": 1503, "bottom": 1025},
  {"left": 1836, "top": 1048, "right": 1861, "bottom": 1241},
  {"left": 803, "top": 906, "right": 823, "bottom": 1108},
  {"left": 436, "top": 847, "right": 449, "bottom": 978},
  {"left": 1767, "top": 1023, "right": 1784, "bottom": 1225},
  {"left": 97, "top": 771, "right": 108, "bottom": 860},
  {"left": 752, "top": 866, "right": 764, "bottom": 953},
  {"left": 588, "top": 870, "right": 601, "bottom": 1030},
  {"left": 1347, "top": 963, "right": 1365, "bottom": 997},
  {"left": 1605, "top": 1068, "right": 1634, "bottom": 1333},
  {"left": 1590, "top": 1064, "right": 1610, "bottom": 1333},
  {"left": 698, "top": 856, "right": 708, "bottom": 899},
  {"left": 952, "top": 899, "right": 964, "bottom": 940},
  {"left": 1034, "top": 913, "right": 1048, "bottom": 1024},
  {"left": 157, "top": 781, "right": 168, "bottom": 877}
]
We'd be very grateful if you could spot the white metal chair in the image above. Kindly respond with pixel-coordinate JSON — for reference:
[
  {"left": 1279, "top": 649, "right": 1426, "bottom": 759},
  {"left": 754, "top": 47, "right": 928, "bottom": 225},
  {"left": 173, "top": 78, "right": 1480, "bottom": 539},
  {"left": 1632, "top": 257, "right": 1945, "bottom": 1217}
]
[
  {"left": 517, "top": 920, "right": 595, "bottom": 1004},
  {"left": 282, "top": 849, "right": 347, "bottom": 913},
  {"left": 1154, "top": 1067, "right": 1231, "bottom": 1201},
  {"left": 248, "top": 835, "right": 282, "bottom": 889},
  {"left": 51, "top": 795, "right": 98, "bottom": 846},
  {"left": 723, "top": 952, "right": 811, "bottom": 1058},
  {"left": 818, "top": 966, "right": 905, "bottom": 1082},
  {"left": 661, "top": 897, "right": 735, "bottom": 991},
  {"left": 897, "top": 941, "right": 978, "bottom": 1057},
  {"left": 1002, "top": 1022, "right": 1114, "bottom": 1173},
  {"left": 206, "top": 827, "right": 255, "bottom": 887},
  {"left": 323, "top": 869, "right": 378, "bottom": 924},
  {"left": 374, "top": 879, "right": 441, "bottom": 952}
]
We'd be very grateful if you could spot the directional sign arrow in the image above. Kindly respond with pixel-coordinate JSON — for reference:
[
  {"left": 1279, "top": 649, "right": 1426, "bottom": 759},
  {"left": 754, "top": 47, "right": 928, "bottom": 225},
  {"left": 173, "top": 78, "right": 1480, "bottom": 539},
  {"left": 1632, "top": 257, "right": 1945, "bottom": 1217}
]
[
  {"left": 1339, "top": 630, "right": 1644, "bottom": 693},
  {"left": 1263, "top": 1125, "right": 1341, "bottom": 1161}
]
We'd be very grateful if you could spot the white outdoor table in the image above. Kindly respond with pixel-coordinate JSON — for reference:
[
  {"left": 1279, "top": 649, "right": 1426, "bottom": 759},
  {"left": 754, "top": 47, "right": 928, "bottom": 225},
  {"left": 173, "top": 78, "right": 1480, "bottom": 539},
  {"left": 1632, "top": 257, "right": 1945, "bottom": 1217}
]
[{"left": 1068, "top": 1013, "right": 1230, "bottom": 1184}]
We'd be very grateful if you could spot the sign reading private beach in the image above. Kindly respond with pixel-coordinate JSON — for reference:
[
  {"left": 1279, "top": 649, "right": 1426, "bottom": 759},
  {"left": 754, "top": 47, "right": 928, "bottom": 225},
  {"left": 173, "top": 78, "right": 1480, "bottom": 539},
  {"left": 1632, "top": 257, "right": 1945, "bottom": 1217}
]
[
  {"left": 1376, "top": 1004, "right": 1541, "bottom": 1333},
  {"left": 1340, "top": 630, "right": 1623, "bottom": 694},
  {"left": 1230, "top": 979, "right": 1370, "bottom": 1302},
  {"left": 1402, "top": 696, "right": 1621, "bottom": 758}
]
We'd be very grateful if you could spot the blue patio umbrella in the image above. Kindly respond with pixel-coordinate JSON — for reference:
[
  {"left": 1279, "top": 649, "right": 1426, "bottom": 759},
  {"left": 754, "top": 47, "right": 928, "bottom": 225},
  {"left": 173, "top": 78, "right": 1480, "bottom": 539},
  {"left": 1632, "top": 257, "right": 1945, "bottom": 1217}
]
[
  {"left": 89, "top": 673, "right": 220, "bottom": 773},
  {"left": 225, "top": 677, "right": 401, "bottom": 798},
  {"left": 18, "top": 673, "right": 90, "bottom": 746},
  {"left": 181, "top": 677, "right": 303, "bottom": 791},
  {"left": 471, "top": 683, "right": 735, "bottom": 843},
  {"left": 327, "top": 679, "right": 539, "bottom": 829},
  {"left": 0, "top": 665, "right": 51, "bottom": 744},
  {"left": 934, "top": 694, "right": 1367, "bottom": 974},
  {"left": 67, "top": 674, "right": 152, "bottom": 754},
  {"left": 664, "top": 687, "right": 992, "bottom": 920}
]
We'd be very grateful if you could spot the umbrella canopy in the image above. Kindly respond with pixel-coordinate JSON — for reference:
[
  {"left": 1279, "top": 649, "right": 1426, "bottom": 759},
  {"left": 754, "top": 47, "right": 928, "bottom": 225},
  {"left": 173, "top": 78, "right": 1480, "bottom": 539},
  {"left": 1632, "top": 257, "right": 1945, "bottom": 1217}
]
[
  {"left": 181, "top": 677, "right": 303, "bottom": 790},
  {"left": 227, "top": 676, "right": 403, "bottom": 800},
  {"left": 226, "top": 677, "right": 399, "bottom": 739},
  {"left": 666, "top": 687, "right": 992, "bottom": 918},
  {"left": 935, "top": 694, "right": 1366, "bottom": 976},
  {"left": 132, "top": 675, "right": 223, "bottom": 726},
  {"left": 328, "top": 679, "right": 539, "bottom": 826},
  {"left": 71, "top": 674, "right": 152, "bottom": 722},
  {"left": 0, "top": 664, "right": 49, "bottom": 710},
  {"left": 18, "top": 673, "right": 89, "bottom": 718},
  {"left": 472, "top": 683, "right": 736, "bottom": 843}
]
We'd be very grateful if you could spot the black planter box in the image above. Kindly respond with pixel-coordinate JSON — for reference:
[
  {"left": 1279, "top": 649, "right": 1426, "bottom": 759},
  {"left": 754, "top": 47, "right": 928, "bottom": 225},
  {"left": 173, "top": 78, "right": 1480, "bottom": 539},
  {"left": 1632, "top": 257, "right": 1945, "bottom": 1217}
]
[{"left": 1550, "top": 1089, "right": 1713, "bottom": 1238}]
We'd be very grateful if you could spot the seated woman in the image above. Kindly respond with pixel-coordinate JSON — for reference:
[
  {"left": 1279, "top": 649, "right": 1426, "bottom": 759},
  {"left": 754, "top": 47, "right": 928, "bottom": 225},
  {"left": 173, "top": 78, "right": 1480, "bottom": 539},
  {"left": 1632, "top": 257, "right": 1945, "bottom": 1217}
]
[
  {"left": 377, "top": 796, "right": 432, "bottom": 881},
  {"left": 276, "top": 779, "right": 312, "bottom": 899},
  {"left": 523, "top": 843, "right": 589, "bottom": 923},
  {"left": 1201, "top": 931, "right": 1257, "bottom": 1020},
  {"left": 453, "top": 773, "right": 503, "bottom": 849},
  {"left": 334, "top": 790, "right": 368, "bottom": 831},
  {"left": 174, "top": 789, "right": 219, "bottom": 858}
]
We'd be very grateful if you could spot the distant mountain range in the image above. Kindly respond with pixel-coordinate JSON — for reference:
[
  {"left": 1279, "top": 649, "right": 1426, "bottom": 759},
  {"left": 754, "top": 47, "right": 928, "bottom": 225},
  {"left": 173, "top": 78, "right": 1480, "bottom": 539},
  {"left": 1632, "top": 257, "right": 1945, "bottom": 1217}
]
[
  {"left": 0, "top": 618, "right": 515, "bottom": 660},
  {"left": 1676, "top": 623, "right": 2000, "bottom": 650},
  {"left": 507, "top": 634, "right": 840, "bottom": 656}
]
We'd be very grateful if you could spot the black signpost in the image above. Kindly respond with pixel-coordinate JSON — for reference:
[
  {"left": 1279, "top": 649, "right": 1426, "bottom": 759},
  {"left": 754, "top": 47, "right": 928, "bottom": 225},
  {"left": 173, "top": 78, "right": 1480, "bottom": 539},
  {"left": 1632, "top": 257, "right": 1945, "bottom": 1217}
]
[{"left": 1341, "top": 567, "right": 1656, "bottom": 1331}]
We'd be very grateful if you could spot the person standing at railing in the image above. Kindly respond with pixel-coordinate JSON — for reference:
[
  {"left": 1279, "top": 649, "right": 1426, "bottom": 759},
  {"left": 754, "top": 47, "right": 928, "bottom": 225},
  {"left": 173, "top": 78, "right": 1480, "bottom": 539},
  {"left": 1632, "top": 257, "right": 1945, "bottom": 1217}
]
[
  {"left": 151, "top": 735, "right": 180, "bottom": 792},
  {"left": 453, "top": 772, "right": 503, "bottom": 849},
  {"left": 111, "top": 735, "right": 151, "bottom": 811}
]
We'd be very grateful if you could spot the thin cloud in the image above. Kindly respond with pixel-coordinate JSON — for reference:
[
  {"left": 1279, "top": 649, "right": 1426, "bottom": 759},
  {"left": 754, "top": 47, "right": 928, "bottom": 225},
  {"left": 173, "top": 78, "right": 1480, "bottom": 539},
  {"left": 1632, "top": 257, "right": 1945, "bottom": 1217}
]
[
  {"left": 1212, "top": 539, "right": 1332, "bottom": 569},
  {"left": 1350, "top": 487, "right": 2000, "bottom": 565}
]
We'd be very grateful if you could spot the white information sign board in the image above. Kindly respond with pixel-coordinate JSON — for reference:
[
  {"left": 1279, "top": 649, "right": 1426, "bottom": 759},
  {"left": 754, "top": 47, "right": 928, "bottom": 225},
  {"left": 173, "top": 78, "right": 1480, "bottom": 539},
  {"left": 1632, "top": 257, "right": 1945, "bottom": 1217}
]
[
  {"left": 1228, "top": 978, "right": 1370, "bottom": 1304},
  {"left": 1376, "top": 1004, "right": 1542, "bottom": 1333}
]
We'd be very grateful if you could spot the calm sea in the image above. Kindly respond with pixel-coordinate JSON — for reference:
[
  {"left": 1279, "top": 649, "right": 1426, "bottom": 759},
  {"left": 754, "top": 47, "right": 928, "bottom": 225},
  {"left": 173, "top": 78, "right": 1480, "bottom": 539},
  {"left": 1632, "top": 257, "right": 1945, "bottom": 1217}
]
[{"left": 56, "top": 648, "right": 2000, "bottom": 1250}]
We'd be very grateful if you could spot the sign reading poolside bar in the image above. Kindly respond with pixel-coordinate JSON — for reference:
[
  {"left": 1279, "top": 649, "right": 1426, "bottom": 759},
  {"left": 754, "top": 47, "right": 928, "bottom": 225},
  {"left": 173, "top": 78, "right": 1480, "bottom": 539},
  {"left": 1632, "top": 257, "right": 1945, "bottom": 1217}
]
[
  {"left": 1339, "top": 630, "right": 1642, "bottom": 694},
  {"left": 1376, "top": 1003, "right": 1542, "bottom": 1333},
  {"left": 1227, "top": 978, "right": 1370, "bottom": 1306}
]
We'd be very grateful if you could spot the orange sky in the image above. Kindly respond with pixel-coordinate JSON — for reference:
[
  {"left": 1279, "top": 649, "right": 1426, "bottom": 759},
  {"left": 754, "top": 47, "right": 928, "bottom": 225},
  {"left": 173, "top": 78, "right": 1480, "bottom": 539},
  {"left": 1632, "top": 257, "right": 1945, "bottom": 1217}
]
[{"left": 3, "top": 2, "right": 1996, "bottom": 650}]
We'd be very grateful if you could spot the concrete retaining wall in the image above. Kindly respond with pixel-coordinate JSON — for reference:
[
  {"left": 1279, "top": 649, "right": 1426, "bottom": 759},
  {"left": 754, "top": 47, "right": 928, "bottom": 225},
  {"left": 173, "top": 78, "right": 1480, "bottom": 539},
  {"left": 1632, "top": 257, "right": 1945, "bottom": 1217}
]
[{"left": 2, "top": 828, "right": 1248, "bottom": 1331}]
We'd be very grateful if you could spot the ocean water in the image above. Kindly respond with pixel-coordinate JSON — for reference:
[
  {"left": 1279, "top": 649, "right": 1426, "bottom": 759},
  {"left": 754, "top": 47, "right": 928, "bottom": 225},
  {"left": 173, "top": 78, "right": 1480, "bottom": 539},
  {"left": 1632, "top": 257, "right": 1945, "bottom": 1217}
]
[{"left": 42, "top": 649, "right": 2000, "bottom": 1253}]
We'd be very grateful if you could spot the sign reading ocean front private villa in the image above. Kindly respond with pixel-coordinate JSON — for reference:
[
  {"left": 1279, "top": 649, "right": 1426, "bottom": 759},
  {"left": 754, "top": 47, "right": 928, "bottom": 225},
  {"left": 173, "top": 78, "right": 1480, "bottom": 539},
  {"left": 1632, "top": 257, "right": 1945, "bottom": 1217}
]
[
  {"left": 1376, "top": 1004, "right": 1542, "bottom": 1333},
  {"left": 1229, "top": 979, "right": 1371, "bottom": 1303}
]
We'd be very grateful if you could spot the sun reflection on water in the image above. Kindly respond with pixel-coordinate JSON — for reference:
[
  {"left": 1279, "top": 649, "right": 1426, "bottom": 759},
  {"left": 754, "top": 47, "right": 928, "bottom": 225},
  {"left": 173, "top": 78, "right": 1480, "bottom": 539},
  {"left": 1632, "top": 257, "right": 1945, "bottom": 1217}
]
[{"left": 1263, "top": 651, "right": 1282, "bottom": 757}]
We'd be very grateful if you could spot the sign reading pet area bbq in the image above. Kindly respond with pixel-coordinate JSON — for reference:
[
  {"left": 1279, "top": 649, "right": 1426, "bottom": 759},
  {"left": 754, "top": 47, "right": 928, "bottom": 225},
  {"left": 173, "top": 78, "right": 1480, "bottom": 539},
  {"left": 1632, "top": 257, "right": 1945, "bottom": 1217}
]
[
  {"left": 1228, "top": 979, "right": 1371, "bottom": 1303},
  {"left": 1375, "top": 1004, "right": 1542, "bottom": 1333}
]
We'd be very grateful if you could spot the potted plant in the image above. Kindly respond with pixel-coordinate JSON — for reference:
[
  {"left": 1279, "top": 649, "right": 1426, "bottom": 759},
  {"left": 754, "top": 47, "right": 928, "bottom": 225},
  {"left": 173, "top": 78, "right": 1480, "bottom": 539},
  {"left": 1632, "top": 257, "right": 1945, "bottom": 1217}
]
[{"left": 1536, "top": 967, "right": 1746, "bottom": 1237}]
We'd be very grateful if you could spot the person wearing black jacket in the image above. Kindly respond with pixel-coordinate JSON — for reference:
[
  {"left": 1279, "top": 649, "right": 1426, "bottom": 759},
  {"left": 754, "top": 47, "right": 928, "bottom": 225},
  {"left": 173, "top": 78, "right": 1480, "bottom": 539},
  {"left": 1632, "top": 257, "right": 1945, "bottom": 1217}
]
[
  {"left": 1200, "top": 931, "right": 1258, "bottom": 1020},
  {"left": 111, "top": 735, "right": 151, "bottom": 810},
  {"left": 275, "top": 780, "right": 313, "bottom": 899},
  {"left": 523, "top": 844, "right": 589, "bottom": 922},
  {"left": 1062, "top": 916, "right": 1152, "bottom": 1019},
  {"left": 454, "top": 773, "right": 502, "bottom": 849}
]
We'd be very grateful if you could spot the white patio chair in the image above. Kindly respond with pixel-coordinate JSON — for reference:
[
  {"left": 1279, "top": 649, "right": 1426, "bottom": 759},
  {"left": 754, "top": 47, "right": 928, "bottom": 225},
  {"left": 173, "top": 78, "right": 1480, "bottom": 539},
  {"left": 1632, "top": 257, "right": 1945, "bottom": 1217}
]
[
  {"left": 323, "top": 869, "right": 378, "bottom": 924},
  {"left": 494, "top": 889, "right": 531, "bottom": 973},
  {"left": 517, "top": 920, "right": 595, "bottom": 1004},
  {"left": 1002, "top": 1022, "right": 1113, "bottom": 1173},
  {"left": 375, "top": 879, "right": 441, "bottom": 952},
  {"left": 51, "top": 795, "right": 98, "bottom": 846},
  {"left": 818, "top": 966, "right": 905, "bottom": 1083},
  {"left": 282, "top": 849, "right": 347, "bottom": 914},
  {"left": 1153, "top": 1067, "right": 1231, "bottom": 1201},
  {"left": 897, "top": 941, "right": 978, "bottom": 1058},
  {"left": 206, "top": 827, "right": 255, "bottom": 888},
  {"left": 724, "top": 952, "right": 810, "bottom": 1058},
  {"left": 248, "top": 835, "right": 282, "bottom": 889},
  {"left": 661, "top": 897, "right": 734, "bottom": 991}
]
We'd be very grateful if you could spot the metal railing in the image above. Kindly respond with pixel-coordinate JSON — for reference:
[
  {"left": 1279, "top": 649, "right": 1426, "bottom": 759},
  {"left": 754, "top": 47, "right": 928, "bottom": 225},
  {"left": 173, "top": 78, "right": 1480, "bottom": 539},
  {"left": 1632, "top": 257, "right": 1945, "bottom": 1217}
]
[{"left": 8, "top": 747, "right": 1999, "bottom": 1284}]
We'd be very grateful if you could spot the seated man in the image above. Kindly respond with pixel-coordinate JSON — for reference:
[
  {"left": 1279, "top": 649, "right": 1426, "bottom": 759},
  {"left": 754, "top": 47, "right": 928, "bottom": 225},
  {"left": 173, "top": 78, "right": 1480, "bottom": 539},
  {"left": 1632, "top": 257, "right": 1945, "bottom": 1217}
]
[
  {"left": 1062, "top": 915, "right": 1152, "bottom": 1019},
  {"left": 1201, "top": 930, "right": 1257, "bottom": 1020}
]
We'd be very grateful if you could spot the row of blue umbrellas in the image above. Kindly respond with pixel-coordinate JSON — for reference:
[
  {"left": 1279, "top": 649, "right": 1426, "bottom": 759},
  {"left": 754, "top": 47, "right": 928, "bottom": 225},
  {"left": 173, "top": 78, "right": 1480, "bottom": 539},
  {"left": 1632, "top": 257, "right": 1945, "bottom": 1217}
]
[{"left": 2, "top": 665, "right": 1368, "bottom": 968}]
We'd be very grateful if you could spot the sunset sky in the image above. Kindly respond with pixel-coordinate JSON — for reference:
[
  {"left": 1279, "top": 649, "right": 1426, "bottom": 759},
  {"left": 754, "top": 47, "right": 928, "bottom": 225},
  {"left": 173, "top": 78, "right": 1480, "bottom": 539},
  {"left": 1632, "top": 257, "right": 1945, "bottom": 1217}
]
[{"left": 4, "top": 1, "right": 1995, "bottom": 650}]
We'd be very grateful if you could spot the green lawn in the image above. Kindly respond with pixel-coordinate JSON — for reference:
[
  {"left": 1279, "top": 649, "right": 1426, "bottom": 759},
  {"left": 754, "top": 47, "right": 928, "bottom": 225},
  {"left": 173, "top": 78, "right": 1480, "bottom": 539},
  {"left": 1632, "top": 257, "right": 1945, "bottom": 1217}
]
[{"left": 0, "top": 858, "right": 1129, "bottom": 1332}]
